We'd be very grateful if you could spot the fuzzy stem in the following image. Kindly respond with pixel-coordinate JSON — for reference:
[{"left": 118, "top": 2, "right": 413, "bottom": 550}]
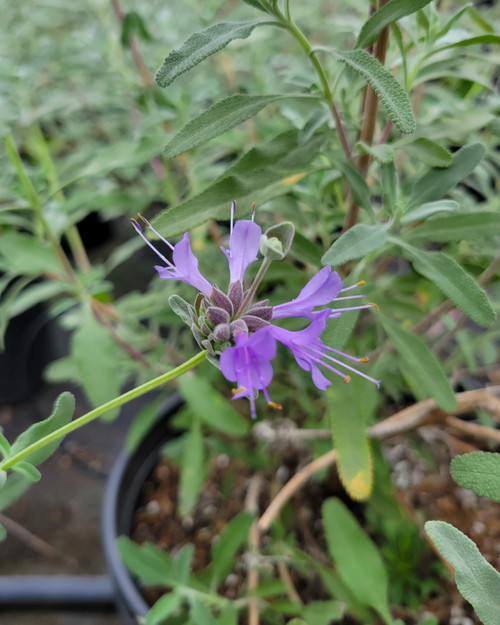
[{"left": 2, "top": 351, "right": 207, "bottom": 471}]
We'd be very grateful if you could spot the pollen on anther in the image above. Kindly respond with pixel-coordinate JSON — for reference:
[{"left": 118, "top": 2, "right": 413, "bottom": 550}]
[
  {"left": 368, "top": 302, "right": 380, "bottom": 311},
  {"left": 360, "top": 357, "right": 369, "bottom": 363},
  {"left": 357, "top": 280, "right": 365, "bottom": 286},
  {"left": 343, "top": 375, "right": 351, "bottom": 384},
  {"left": 130, "top": 218, "right": 142, "bottom": 232},
  {"left": 232, "top": 386, "right": 246, "bottom": 395},
  {"left": 268, "top": 401, "right": 282, "bottom": 411}
]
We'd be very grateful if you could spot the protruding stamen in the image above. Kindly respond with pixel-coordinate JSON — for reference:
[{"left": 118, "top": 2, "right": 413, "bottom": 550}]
[
  {"left": 268, "top": 401, "right": 282, "bottom": 411},
  {"left": 334, "top": 295, "right": 367, "bottom": 301},
  {"left": 232, "top": 386, "right": 246, "bottom": 395},
  {"left": 360, "top": 357, "right": 369, "bottom": 363},
  {"left": 323, "top": 345, "right": 369, "bottom": 363},
  {"left": 130, "top": 218, "right": 142, "bottom": 232},
  {"left": 251, "top": 202, "right": 256, "bottom": 222},
  {"left": 340, "top": 280, "right": 365, "bottom": 293},
  {"left": 137, "top": 212, "right": 174, "bottom": 251},
  {"left": 343, "top": 375, "right": 351, "bottom": 384},
  {"left": 367, "top": 302, "right": 380, "bottom": 311}
]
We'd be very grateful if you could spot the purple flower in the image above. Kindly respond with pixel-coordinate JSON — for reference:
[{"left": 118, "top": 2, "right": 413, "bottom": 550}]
[
  {"left": 131, "top": 216, "right": 212, "bottom": 296},
  {"left": 220, "top": 327, "right": 277, "bottom": 419},
  {"left": 221, "top": 201, "right": 261, "bottom": 284}
]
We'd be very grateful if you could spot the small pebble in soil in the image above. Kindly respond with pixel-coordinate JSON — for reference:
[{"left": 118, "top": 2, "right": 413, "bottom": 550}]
[
  {"left": 277, "top": 465, "right": 289, "bottom": 482},
  {"left": 216, "top": 453, "right": 229, "bottom": 469}
]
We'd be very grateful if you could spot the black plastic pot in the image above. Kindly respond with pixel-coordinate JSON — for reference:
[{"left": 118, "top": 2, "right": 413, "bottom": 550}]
[{"left": 102, "top": 393, "right": 184, "bottom": 625}]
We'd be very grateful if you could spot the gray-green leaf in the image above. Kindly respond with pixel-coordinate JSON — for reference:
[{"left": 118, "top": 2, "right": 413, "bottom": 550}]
[
  {"left": 425, "top": 521, "right": 500, "bottom": 625},
  {"left": 402, "top": 137, "right": 452, "bottom": 168},
  {"left": 164, "top": 95, "right": 286, "bottom": 158},
  {"left": 400, "top": 245, "right": 496, "bottom": 328},
  {"left": 409, "top": 143, "right": 486, "bottom": 207},
  {"left": 169, "top": 294, "right": 193, "bottom": 327},
  {"left": 400, "top": 199, "right": 458, "bottom": 224},
  {"left": 378, "top": 314, "right": 456, "bottom": 411},
  {"left": 315, "top": 47, "right": 416, "bottom": 134},
  {"left": 451, "top": 452, "right": 500, "bottom": 502},
  {"left": 406, "top": 212, "right": 500, "bottom": 243},
  {"left": 322, "top": 224, "right": 388, "bottom": 267},
  {"left": 357, "top": 0, "right": 434, "bottom": 49},
  {"left": 155, "top": 21, "right": 268, "bottom": 87},
  {"left": 323, "top": 498, "right": 392, "bottom": 624}
]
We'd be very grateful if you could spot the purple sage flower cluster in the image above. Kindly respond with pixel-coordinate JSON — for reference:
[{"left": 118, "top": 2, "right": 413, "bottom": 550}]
[{"left": 132, "top": 204, "right": 379, "bottom": 418}]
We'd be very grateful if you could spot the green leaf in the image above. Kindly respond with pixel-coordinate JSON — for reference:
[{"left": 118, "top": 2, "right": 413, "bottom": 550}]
[
  {"left": 8, "top": 281, "right": 69, "bottom": 318},
  {"left": 121, "top": 11, "right": 152, "bottom": 47},
  {"left": 190, "top": 598, "right": 218, "bottom": 625},
  {"left": 300, "top": 601, "right": 345, "bottom": 625},
  {"left": 0, "top": 473, "right": 31, "bottom": 511},
  {"left": 356, "top": 0, "right": 434, "bottom": 49},
  {"left": 322, "top": 498, "right": 392, "bottom": 624},
  {"left": 145, "top": 591, "right": 182, "bottom": 625},
  {"left": 169, "top": 294, "right": 193, "bottom": 327},
  {"left": 179, "top": 375, "right": 249, "bottom": 436},
  {"left": 163, "top": 94, "right": 286, "bottom": 158},
  {"left": 406, "top": 212, "right": 500, "bottom": 242},
  {"left": 425, "top": 521, "right": 500, "bottom": 625},
  {"left": 0, "top": 232, "right": 62, "bottom": 276},
  {"left": 326, "top": 377, "right": 377, "bottom": 501},
  {"left": 152, "top": 129, "right": 324, "bottom": 237},
  {"left": 117, "top": 537, "right": 177, "bottom": 586},
  {"left": 378, "top": 314, "right": 456, "bottom": 411},
  {"left": 11, "top": 461, "right": 41, "bottom": 482},
  {"left": 429, "top": 34, "right": 500, "bottom": 58},
  {"left": 0, "top": 434, "right": 11, "bottom": 459},
  {"left": 242, "top": 0, "right": 270, "bottom": 12},
  {"left": 155, "top": 21, "right": 267, "bottom": 87},
  {"left": 321, "top": 309, "right": 360, "bottom": 351},
  {"left": 356, "top": 141, "right": 394, "bottom": 164},
  {"left": 219, "top": 605, "right": 239, "bottom": 625},
  {"left": 322, "top": 224, "right": 388, "bottom": 267},
  {"left": 409, "top": 144, "right": 486, "bottom": 207},
  {"left": 451, "top": 452, "right": 500, "bottom": 502},
  {"left": 9, "top": 391, "right": 75, "bottom": 467},
  {"left": 402, "top": 137, "right": 452, "bottom": 168},
  {"left": 339, "top": 162, "right": 372, "bottom": 214},
  {"left": 172, "top": 544, "right": 194, "bottom": 585},
  {"left": 381, "top": 162, "right": 398, "bottom": 214},
  {"left": 315, "top": 47, "right": 415, "bottom": 134},
  {"left": 72, "top": 305, "right": 121, "bottom": 419},
  {"left": 400, "top": 245, "right": 496, "bottom": 328},
  {"left": 211, "top": 511, "right": 254, "bottom": 586},
  {"left": 400, "top": 199, "right": 458, "bottom": 224},
  {"left": 179, "top": 417, "right": 206, "bottom": 516}
]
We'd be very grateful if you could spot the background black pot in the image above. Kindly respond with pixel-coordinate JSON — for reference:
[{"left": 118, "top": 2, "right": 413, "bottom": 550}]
[{"left": 102, "top": 393, "right": 184, "bottom": 625}]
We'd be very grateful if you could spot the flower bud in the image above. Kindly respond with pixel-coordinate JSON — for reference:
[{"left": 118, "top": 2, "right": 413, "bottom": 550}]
[{"left": 259, "top": 222, "right": 295, "bottom": 261}]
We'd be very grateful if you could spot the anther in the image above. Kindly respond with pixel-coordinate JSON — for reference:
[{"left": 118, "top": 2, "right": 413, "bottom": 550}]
[
  {"left": 343, "top": 375, "right": 351, "bottom": 384},
  {"left": 232, "top": 386, "right": 246, "bottom": 395},
  {"left": 368, "top": 302, "right": 380, "bottom": 311},
  {"left": 138, "top": 213, "right": 151, "bottom": 227},
  {"left": 130, "top": 218, "right": 142, "bottom": 232},
  {"left": 268, "top": 401, "right": 282, "bottom": 411},
  {"left": 360, "top": 357, "right": 369, "bottom": 363},
  {"left": 357, "top": 280, "right": 365, "bottom": 286},
  {"left": 251, "top": 202, "right": 256, "bottom": 221}
]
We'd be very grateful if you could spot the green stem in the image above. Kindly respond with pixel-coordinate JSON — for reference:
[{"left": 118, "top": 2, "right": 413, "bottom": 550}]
[
  {"left": 2, "top": 351, "right": 207, "bottom": 471},
  {"left": 275, "top": 8, "right": 351, "bottom": 159}
]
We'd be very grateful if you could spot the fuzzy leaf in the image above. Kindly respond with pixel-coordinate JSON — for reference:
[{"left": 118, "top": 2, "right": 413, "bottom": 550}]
[
  {"left": 155, "top": 21, "right": 267, "bottom": 87},
  {"left": 401, "top": 199, "right": 458, "bottom": 224},
  {"left": 0, "top": 232, "right": 62, "bottom": 276},
  {"left": 169, "top": 294, "right": 193, "bottom": 327},
  {"left": 211, "top": 511, "right": 254, "bottom": 585},
  {"left": 179, "top": 417, "right": 206, "bottom": 516},
  {"left": 72, "top": 305, "right": 121, "bottom": 419},
  {"left": 164, "top": 95, "right": 287, "bottom": 158},
  {"left": 356, "top": 141, "right": 394, "bottom": 164},
  {"left": 117, "top": 537, "right": 177, "bottom": 586},
  {"left": 326, "top": 377, "right": 377, "bottom": 501},
  {"left": 145, "top": 592, "right": 182, "bottom": 625},
  {"left": 323, "top": 498, "right": 392, "bottom": 624},
  {"left": 451, "top": 452, "right": 500, "bottom": 502},
  {"left": 315, "top": 47, "right": 415, "bottom": 134},
  {"left": 378, "top": 314, "right": 456, "bottom": 411},
  {"left": 339, "top": 162, "right": 372, "bottom": 213},
  {"left": 409, "top": 143, "right": 486, "bottom": 207},
  {"left": 11, "top": 462, "right": 41, "bottom": 482},
  {"left": 402, "top": 137, "right": 452, "bottom": 168},
  {"left": 402, "top": 246, "right": 496, "bottom": 328},
  {"left": 356, "top": 0, "right": 434, "bottom": 49},
  {"left": 425, "top": 521, "right": 500, "bottom": 625},
  {"left": 321, "top": 309, "right": 360, "bottom": 351},
  {"left": 322, "top": 224, "right": 388, "bottom": 267},
  {"left": 407, "top": 212, "right": 500, "bottom": 242}
]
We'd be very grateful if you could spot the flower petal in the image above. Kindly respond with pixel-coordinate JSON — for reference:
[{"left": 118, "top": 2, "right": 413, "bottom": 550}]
[
  {"left": 156, "top": 233, "right": 212, "bottom": 296},
  {"left": 222, "top": 220, "right": 262, "bottom": 284}
]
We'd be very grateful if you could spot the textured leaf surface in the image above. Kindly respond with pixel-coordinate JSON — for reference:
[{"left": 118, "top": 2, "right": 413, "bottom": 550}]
[
  {"left": 117, "top": 537, "right": 177, "bottom": 586},
  {"left": 425, "top": 521, "right": 500, "bottom": 625},
  {"left": 403, "top": 246, "right": 495, "bottom": 328},
  {"left": 179, "top": 417, "right": 205, "bottom": 516},
  {"left": 155, "top": 21, "right": 266, "bottom": 87},
  {"left": 357, "top": 0, "right": 433, "bottom": 49},
  {"left": 152, "top": 130, "right": 323, "bottom": 237},
  {"left": 164, "top": 95, "right": 286, "bottom": 158},
  {"left": 326, "top": 377, "right": 378, "bottom": 500},
  {"left": 407, "top": 212, "right": 500, "bottom": 242},
  {"left": 72, "top": 305, "right": 121, "bottom": 419},
  {"left": 179, "top": 375, "right": 249, "bottom": 436},
  {"left": 451, "top": 452, "right": 500, "bottom": 502},
  {"left": 323, "top": 498, "right": 392, "bottom": 623},
  {"left": 379, "top": 314, "right": 456, "bottom": 411},
  {"left": 9, "top": 392, "right": 75, "bottom": 467},
  {"left": 0, "top": 232, "right": 62, "bottom": 276},
  {"left": 409, "top": 144, "right": 485, "bottom": 207},
  {"left": 316, "top": 47, "right": 415, "bottom": 134},
  {"left": 145, "top": 592, "right": 182, "bottom": 625},
  {"left": 211, "top": 511, "right": 254, "bottom": 585},
  {"left": 402, "top": 137, "right": 452, "bottom": 168},
  {"left": 401, "top": 199, "right": 458, "bottom": 224},
  {"left": 322, "top": 224, "right": 388, "bottom": 267}
]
